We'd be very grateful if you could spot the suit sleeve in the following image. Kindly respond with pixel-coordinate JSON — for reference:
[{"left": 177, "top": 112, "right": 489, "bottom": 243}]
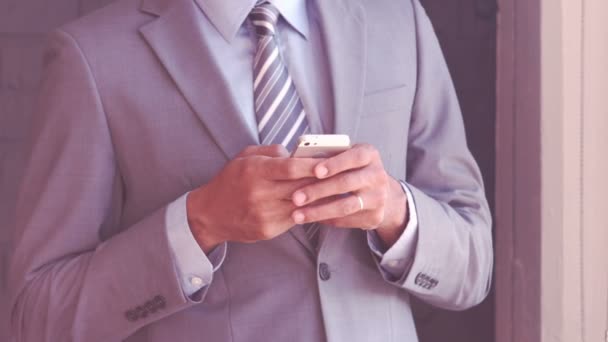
[
  {"left": 376, "top": 0, "right": 493, "bottom": 311},
  {"left": 7, "top": 29, "right": 217, "bottom": 341}
]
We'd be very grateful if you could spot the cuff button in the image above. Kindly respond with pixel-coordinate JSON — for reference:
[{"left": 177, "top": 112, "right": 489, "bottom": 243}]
[
  {"left": 388, "top": 260, "right": 401, "bottom": 268},
  {"left": 190, "top": 276, "right": 204, "bottom": 287}
]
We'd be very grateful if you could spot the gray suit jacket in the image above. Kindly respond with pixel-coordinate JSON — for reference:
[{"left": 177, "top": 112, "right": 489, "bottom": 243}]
[{"left": 8, "top": 0, "right": 493, "bottom": 341}]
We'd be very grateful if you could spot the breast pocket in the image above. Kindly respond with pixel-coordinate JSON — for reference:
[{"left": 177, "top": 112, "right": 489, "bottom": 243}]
[
  {"left": 361, "top": 84, "right": 413, "bottom": 117},
  {"left": 356, "top": 84, "right": 413, "bottom": 177}
]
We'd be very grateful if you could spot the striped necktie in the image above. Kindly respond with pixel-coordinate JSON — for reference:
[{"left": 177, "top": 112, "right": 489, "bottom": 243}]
[
  {"left": 249, "top": 2, "right": 310, "bottom": 151},
  {"left": 249, "top": 2, "right": 320, "bottom": 247}
]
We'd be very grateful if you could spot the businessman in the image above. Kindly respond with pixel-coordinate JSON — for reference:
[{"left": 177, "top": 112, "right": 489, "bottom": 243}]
[{"left": 8, "top": 0, "right": 493, "bottom": 341}]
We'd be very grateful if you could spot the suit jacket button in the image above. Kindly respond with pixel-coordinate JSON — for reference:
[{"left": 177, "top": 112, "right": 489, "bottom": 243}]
[{"left": 319, "top": 262, "right": 331, "bottom": 281}]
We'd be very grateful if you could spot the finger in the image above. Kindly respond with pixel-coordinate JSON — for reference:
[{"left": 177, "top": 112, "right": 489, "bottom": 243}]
[
  {"left": 292, "top": 192, "right": 370, "bottom": 224},
  {"left": 313, "top": 143, "right": 379, "bottom": 179},
  {"left": 261, "top": 157, "right": 322, "bottom": 180},
  {"left": 263, "top": 200, "right": 301, "bottom": 225},
  {"left": 274, "top": 178, "right": 320, "bottom": 201},
  {"left": 240, "top": 200, "right": 300, "bottom": 242},
  {"left": 292, "top": 168, "right": 373, "bottom": 206},
  {"left": 238, "top": 144, "right": 289, "bottom": 158},
  {"left": 319, "top": 209, "right": 385, "bottom": 230}
]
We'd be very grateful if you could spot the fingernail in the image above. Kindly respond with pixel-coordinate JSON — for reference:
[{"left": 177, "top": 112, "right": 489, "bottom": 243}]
[
  {"left": 293, "top": 192, "right": 307, "bottom": 206},
  {"left": 316, "top": 165, "right": 328, "bottom": 178},
  {"left": 293, "top": 212, "right": 305, "bottom": 223}
]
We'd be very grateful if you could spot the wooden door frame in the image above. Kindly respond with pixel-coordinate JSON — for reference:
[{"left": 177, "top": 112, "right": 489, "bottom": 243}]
[{"left": 496, "top": 0, "right": 608, "bottom": 341}]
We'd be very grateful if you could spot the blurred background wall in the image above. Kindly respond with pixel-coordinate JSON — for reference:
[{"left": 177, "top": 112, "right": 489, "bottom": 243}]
[
  {"left": 0, "top": 0, "right": 498, "bottom": 340},
  {"left": 411, "top": 0, "right": 497, "bottom": 341}
]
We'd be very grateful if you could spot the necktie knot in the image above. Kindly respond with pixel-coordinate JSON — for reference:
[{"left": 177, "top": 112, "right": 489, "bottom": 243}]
[{"left": 250, "top": 2, "right": 280, "bottom": 36}]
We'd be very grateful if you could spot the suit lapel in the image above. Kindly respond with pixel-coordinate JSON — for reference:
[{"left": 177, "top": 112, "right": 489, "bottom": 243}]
[
  {"left": 314, "top": 0, "right": 367, "bottom": 252},
  {"left": 139, "top": 0, "right": 257, "bottom": 160},
  {"left": 290, "top": 226, "right": 318, "bottom": 260},
  {"left": 315, "top": 0, "right": 367, "bottom": 138}
]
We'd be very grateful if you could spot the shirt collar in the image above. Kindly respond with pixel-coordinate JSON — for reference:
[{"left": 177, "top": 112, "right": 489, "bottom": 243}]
[{"left": 195, "top": 0, "right": 310, "bottom": 43}]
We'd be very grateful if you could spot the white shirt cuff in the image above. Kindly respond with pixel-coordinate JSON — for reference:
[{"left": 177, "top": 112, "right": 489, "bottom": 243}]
[
  {"left": 367, "top": 181, "right": 419, "bottom": 280},
  {"left": 166, "top": 193, "right": 227, "bottom": 297}
]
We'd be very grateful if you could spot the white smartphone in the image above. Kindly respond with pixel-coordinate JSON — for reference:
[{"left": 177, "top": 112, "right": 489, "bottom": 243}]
[{"left": 290, "top": 134, "right": 351, "bottom": 158}]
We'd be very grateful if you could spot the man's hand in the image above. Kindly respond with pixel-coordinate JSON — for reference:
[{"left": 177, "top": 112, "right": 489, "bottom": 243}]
[
  {"left": 290, "top": 144, "right": 408, "bottom": 248},
  {"left": 187, "top": 145, "right": 320, "bottom": 253}
]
